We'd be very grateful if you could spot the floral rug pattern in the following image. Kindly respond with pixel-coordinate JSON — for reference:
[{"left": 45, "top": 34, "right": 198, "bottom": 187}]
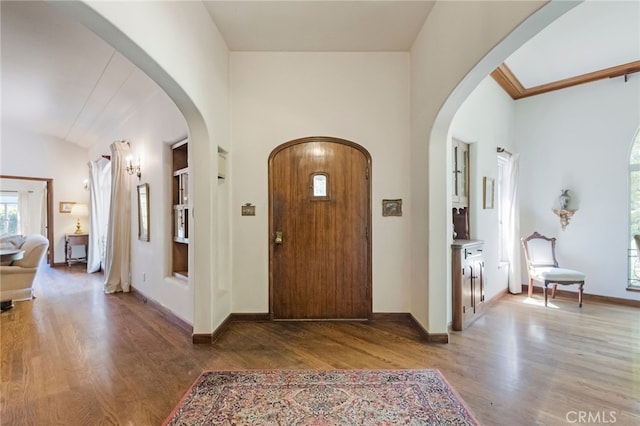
[{"left": 164, "top": 369, "right": 479, "bottom": 425}]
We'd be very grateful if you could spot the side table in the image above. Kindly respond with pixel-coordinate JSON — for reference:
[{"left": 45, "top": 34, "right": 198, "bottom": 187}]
[{"left": 65, "top": 234, "right": 89, "bottom": 267}]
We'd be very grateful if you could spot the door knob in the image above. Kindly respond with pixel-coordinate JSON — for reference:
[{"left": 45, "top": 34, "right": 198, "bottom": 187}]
[{"left": 274, "top": 231, "right": 283, "bottom": 244}]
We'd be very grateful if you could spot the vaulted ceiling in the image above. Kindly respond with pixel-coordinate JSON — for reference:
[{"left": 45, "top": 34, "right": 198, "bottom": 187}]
[
  {"left": 0, "top": 1, "right": 160, "bottom": 149},
  {"left": 1, "top": 1, "right": 638, "bottom": 150}
]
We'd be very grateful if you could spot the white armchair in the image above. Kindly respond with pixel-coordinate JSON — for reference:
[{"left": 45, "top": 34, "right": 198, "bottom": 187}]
[
  {"left": 0, "top": 234, "right": 49, "bottom": 308},
  {"left": 521, "top": 232, "right": 585, "bottom": 307}
]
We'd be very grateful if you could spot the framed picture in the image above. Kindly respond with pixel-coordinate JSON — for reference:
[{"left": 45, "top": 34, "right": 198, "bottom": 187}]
[
  {"left": 382, "top": 199, "right": 402, "bottom": 217},
  {"left": 137, "top": 183, "right": 150, "bottom": 241},
  {"left": 59, "top": 201, "right": 75, "bottom": 213},
  {"left": 241, "top": 203, "right": 256, "bottom": 216},
  {"left": 483, "top": 177, "right": 495, "bottom": 209}
]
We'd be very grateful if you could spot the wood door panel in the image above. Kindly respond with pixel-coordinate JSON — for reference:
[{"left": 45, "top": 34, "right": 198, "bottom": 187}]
[
  {"left": 270, "top": 138, "right": 371, "bottom": 319},
  {"left": 461, "top": 264, "right": 474, "bottom": 321}
]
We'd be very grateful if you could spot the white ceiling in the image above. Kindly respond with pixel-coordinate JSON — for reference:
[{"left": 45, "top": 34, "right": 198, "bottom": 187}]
[
  {"left": 0, "top": 1, "right": 160, "bottom": 149},
  {"left": 203, "top": 1, "right": 435, "bottom": 51},
  {"left": 505, "top": 0, "right": 640, "bottom": 88},
  {"left": 1, "top": 1, "right": 638, "bottom": 150}
]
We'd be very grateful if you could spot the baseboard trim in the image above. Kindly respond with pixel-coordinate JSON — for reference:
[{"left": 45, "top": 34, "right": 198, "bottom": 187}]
[
  {"left": 210, "top": 313, "right": 271, "bottom": 343},
  {"left": 229, "top": 313, "right": 272, "bottom": 322},
  {"left": 200, "top": 311, "right": 450, "bottom": 345},
  {"left": 129, "top": 287, "right": 193, "bottom": 336},
  {"left": 487, "top": 288, "right": 508, "bottom": 307},
  {"left": 369, "top": 313, "right": 449, "bottom": 343},
  {"left": 192, "top": 333, "right": 213, "bottom": 344},
  {"left": 369, "top": 312, "right": 413, "bottom": 322},
  {"left": 523, "top": 284, "right": 640, "bottom": 308},
  {"left": 408, "top": 314, "right": 449, "bottom": 344},
  {"left": 208, "top": 315, "right": 231, "bottom": 344},
  {"left": 205, "top": 313, "right": 272, "bottom": 344}
]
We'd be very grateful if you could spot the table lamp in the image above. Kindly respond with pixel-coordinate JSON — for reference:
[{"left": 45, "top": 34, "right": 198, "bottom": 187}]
[{"left": 71, "top": 204, "right": 89, "bottom": 234}]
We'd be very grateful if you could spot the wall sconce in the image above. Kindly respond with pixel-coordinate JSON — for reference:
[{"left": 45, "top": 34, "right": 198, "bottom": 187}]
[
  {"left": 83, "top": 179, "right": 89, "bottom": 191},
  {"left": 552, "top": 189, "right": 577, "bottom": 231},
  {"left": 126, "top": 156, "right": 141, "bottom": 179}
]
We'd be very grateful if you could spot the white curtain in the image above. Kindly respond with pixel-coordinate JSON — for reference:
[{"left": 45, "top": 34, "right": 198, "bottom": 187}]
[
  {"left": 16, "top": 188, "right": 45, "bottom": 236},
  {"left": 87, "top": 157, "right": 112, "bottom": 273},
  {"left": 17, "top": 190, "right": 28, "bottom": 234},
  {"left": 503, "top": 153, "right": 522, "bottom": 294},
  {"left": 104, "top": 141, "right": 131, "bottom": 293},
  {"left": 40, "top": 183, "right": 47, "bottom": 236}
]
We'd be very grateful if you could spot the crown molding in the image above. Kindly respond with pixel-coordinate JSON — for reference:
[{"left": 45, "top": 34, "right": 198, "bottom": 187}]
[{"left": 492, "top": 60, "right": 640, "bottom": 100}]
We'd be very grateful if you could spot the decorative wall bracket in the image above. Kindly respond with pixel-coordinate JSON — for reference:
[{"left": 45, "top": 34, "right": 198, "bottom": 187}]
[{"left": 553, "top": 209, "right": 576, "bottom": 231}]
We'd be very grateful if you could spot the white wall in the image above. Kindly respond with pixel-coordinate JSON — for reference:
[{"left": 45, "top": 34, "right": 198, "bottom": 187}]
[
  {"left": 230, "top": 52, "right": 411, "bottom": 313},
  {"left": 516, "top": 75, "right": 640, "bottom": 301},
  {"left": 88, "top": 85, "right": 192, "bottom": 322},
  {"left": 0, "top": 127, "right": 89, "bottom": 263},
  {"left": 449, "top": 76, "right": 517, "bottom": 312}
]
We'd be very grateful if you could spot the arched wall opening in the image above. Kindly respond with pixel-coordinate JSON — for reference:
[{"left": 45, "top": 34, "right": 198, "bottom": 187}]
[
  {"left": 426, "top": 2, "right": 579, "bottom": 335},
  {"left": 55, "top": 1, "right": 230, "bottom": 337}
]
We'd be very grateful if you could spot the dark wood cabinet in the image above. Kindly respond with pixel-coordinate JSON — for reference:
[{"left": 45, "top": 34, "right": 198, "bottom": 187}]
[{"left": 452, "top": 240, "right": 485, "bottom": 331}]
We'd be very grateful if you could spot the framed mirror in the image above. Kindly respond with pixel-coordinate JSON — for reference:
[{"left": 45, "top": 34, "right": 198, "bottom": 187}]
[
  {"left": 137, "top": 183, "right": 150, "bottom": 241},
  {"left": 483, "top": 177, "right": 494, "bottom": 209}
]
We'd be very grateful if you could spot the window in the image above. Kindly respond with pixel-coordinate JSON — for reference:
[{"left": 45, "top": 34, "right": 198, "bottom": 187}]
[
  {"left": 452, "top": 139, "right": 469, "bottom": 207},
  {"left": 0, "top": 193, "right": 19, "bottom": 236},
  {"left": 310, "top": 172, "right": 330, "bottom": 200},
  {"left": 629, "top": 129, "right": 640, "bottom": 289},
  {"left": 312, "top": 174, "right": 327, "bottom": 197}
]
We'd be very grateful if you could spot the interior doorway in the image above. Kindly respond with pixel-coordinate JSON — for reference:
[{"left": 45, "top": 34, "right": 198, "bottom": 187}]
[
  {"left": 269, "top": 137, "right": 372, "bottom": 319},
  {"left": 0, "top": 175, "right": 54, "bottom": 265}
]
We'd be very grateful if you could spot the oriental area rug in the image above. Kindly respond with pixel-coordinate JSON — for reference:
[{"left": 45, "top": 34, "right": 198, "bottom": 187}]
[{"left": 163, "top": 369, "right": 480, "bottom": 425}]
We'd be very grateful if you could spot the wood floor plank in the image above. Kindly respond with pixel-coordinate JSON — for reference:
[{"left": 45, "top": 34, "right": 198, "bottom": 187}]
[{"left": 1, "top": 265, "right": 639, "bottom": 425}]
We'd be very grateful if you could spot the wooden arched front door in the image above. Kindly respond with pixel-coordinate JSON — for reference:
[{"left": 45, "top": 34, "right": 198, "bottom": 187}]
[{"left": 269, "top": 137, "right": 372, "bottom": 319}]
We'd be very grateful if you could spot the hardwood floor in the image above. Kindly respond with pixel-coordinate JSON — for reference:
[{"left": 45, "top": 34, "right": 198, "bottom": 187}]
[{"left": 2, "top": 265, "right": 639, "bottom": 425}]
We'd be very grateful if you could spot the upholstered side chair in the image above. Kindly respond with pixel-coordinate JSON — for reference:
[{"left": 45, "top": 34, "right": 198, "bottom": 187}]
[{"left": 521, "top": 232, "right": 585, "bottom": 307}]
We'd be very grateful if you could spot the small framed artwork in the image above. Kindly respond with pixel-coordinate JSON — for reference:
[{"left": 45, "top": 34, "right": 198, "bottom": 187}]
[
  {"left": 59, "top": 201, "right": 75, "bottom": 213},
  {"left": 382, "top": 199, "right": 402, "bottom": 217},
  {"left": 241, "top": 203, "right": 255, "bottom": 216},
  {"left": 483, "top": 177, "right": 495, "bottom": 209}
]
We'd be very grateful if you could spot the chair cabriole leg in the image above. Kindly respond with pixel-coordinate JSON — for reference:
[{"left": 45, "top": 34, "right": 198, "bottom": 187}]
[
  {"left": 544, "top": 283, "right": 548, "bottom": 307},
  {"left": 579, "top": 283, "right": 584, "bottom": 307}
]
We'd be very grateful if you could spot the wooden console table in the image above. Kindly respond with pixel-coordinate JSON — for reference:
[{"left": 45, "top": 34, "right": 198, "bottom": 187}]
[{"left": 65, "top": 234, "right": 89, "bottom": 267}]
